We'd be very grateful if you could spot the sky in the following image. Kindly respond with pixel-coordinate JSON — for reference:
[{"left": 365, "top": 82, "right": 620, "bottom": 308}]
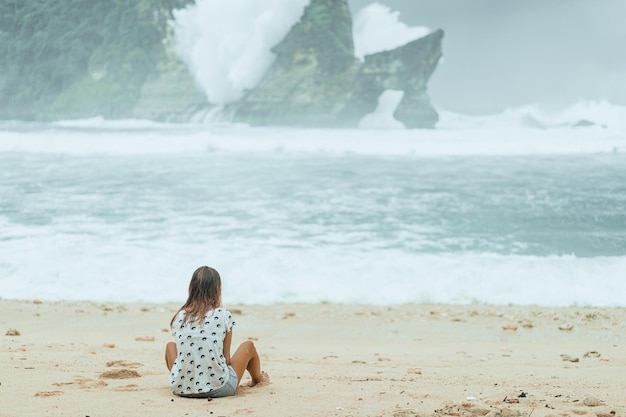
[{"left": 349, "top": 0, "right": 626, "bottom": 114}]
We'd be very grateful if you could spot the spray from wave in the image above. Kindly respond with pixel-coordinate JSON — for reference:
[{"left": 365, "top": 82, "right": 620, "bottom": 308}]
[
  {"left": 171, "top": 0, "right": 309, "bottom": 104},
  {"left": 352, "top": 3, "right": 429, "bottom": 60}
]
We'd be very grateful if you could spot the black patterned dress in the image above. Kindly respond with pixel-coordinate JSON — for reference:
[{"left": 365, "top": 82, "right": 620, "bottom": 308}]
[{"left": 169, "top": 308, "right": 236, "bottom": 396}]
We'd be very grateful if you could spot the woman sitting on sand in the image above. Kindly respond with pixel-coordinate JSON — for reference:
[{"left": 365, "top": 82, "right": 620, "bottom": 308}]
[{"left": 165, "top": 266, "right": 268, "bottom": 398}]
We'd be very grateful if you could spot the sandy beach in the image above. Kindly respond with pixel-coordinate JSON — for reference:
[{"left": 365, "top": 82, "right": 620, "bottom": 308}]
[{"left": 1, "top": 299, "right": 624, "bottom": 417}]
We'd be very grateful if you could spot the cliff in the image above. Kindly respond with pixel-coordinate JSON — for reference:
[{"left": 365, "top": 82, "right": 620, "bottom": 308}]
[
  {"left": 0, "top": 0, "right": 199, "bottom": 121},
  {"left": 0, "top": 0, "right": 443, "bottom": 128}
]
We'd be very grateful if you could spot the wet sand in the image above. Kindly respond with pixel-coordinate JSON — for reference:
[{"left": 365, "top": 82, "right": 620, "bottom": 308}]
[{"left": 1, "top": 299, "right": 625, "bottom": 416}]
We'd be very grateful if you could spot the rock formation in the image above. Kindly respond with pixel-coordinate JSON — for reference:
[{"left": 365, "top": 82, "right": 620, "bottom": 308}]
[{"left": 228, "top": 0, "right": 443, "bottom": 128}]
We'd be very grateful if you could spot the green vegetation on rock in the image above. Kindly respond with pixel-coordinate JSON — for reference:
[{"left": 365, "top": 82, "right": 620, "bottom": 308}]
[{"left": 0, "top": 0, "right": 194, "bottom": 120}]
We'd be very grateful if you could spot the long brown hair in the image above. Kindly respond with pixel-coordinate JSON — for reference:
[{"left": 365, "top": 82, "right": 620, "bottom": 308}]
[{"left": 171, "top": 266, "right": 222, "bottom": 327}]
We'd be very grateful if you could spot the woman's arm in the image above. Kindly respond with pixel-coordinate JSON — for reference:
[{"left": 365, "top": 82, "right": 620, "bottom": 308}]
[{"left": 223, "top": 329, "right": 232, "bottom": 365}]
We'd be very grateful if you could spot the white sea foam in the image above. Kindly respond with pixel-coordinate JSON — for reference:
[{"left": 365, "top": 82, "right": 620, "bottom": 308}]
[
  {"left": 2, "top": 104, "right": 625, "bottom": 157},
  {"left": 32, "top": 101, "right": 624, "bottom": 134},
  {"left": 438, "top": 100, "right": 626, "bottom": 131},
  {"left": 51, "top": 116, "right": 169, "bottom": 129},
  {"left": 358, "top": 90, "right": 405, "bottom": 129},
  {"left": 1, "top": 235, "right": 624, "bottom": 307}
]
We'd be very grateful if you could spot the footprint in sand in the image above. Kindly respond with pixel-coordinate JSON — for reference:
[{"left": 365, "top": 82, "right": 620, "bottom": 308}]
[
  {"left": 53, "top": 377, "right": 108, "bottom": 389},
  {"left": 100, "top": 360, "right": 144, "bottom": 379},
  {"left": 233, "top": 409, "right": 255, "bottom": 415},
  {"left": 114, "top": 384, "right": 142, "bottom": 392},
  {"left": 393, "top": 411, "right": 420, "bottom": 417},
  {"left": 77, "top": 377, "right": 108, "bottom": 389},
  {"left": 135, "top": 336, "right": 155, "bottom": 342},
  {"left": 34, "top": 390, "right": 63, "bottom": 397},
  {"left": 433, "top": 403, "right": 493, "bottom": 417},
  {"left": 106, "top": 360, "right": 143, "bottom": 368},
  {"left": 99, "top": 369, "right": 141, "bottom": 379}
]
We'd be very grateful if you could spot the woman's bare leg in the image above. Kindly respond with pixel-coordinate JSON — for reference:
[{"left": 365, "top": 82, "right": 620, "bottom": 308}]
[
  {"left": 229, "top": 340, "right": 269, "bottom": 387},
  {"left": 165, "top": 342, "right": 177, "bottom": 371}
]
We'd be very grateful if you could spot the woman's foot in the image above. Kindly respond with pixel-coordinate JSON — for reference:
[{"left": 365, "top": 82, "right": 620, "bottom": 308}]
[{"left": 247, "top": 371, "right": 270, "bottom": 387}]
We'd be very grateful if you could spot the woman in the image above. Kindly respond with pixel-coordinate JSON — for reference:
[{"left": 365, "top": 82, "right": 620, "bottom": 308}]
[{"left": 165, "top": 266, "right": 268, "bottom": 398}]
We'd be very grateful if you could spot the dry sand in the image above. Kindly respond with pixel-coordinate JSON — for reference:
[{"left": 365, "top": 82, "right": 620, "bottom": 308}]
[{"left": 1, "top": 299, "right": 624, "bottom": 417}]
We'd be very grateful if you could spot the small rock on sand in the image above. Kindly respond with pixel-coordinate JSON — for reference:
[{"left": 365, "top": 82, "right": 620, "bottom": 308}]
[
  {"left": 5, "top": 328, "right": 20, "bottom": 336},
  {"left": 583, "top": 397, "right": 603, "bottom": 407},
  {"left": 558, "top": 323, "right": 574, "bottom": 331},
  {"left": 502, "top": 324, "right": 518, "bottom": 331}
]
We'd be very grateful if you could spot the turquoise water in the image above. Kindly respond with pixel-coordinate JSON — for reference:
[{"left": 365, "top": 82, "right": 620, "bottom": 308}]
[
  {"left": 4, "top": 152, "right": 624, "bottom": 256},
  {"left": 1, "top": 123, "right": 625, "bottom": 305}
]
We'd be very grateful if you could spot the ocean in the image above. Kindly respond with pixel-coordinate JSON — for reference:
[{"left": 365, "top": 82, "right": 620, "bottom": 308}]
[{"left": 1, "top": 106, "right": 625, "bottom": 307}]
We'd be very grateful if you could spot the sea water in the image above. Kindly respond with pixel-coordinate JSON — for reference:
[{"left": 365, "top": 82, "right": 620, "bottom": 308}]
[{"left": 1, "top": 110, "right": 625, "bottom": 306}]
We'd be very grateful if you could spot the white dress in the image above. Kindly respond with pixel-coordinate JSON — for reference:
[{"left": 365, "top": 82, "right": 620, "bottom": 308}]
[{"left": 170, "top": 308, "right": 236, "bottom": 396}]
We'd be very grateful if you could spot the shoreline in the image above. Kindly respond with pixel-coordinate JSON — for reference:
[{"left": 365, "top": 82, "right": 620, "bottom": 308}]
[{"left": 2, "top": 299, "right": 624, "bottom": 416}]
